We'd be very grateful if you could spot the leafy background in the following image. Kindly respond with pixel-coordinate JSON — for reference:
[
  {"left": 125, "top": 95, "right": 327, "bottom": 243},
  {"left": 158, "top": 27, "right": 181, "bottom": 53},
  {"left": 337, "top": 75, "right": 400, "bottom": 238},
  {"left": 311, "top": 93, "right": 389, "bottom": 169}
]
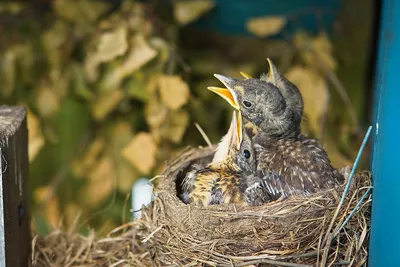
[{"left": 0, "top": 0, "right": 375, "bottom": 235}]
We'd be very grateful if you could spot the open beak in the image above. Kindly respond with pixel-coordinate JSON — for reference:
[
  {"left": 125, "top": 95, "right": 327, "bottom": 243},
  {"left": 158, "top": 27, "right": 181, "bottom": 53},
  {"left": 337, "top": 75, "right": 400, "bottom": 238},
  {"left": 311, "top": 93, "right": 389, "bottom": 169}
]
[
  {"left": 208, "top": 74, "right": 240, "bottom": 110},
  {"left": 229, "top": 110, "right": 243, "bottom": 150},
  {"left": 212, "top": 110, "right": 242, "bottom": 163},
  {"left": 236, "top": 111, "right": 243, "bottom": 150}
]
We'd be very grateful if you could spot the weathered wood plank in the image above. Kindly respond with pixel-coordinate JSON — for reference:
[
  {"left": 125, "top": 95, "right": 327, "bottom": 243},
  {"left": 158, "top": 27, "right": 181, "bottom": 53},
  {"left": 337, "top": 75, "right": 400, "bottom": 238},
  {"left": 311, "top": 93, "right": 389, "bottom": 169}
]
[{"left": 0, "top": 106, "right": 30, "bottom": 267}]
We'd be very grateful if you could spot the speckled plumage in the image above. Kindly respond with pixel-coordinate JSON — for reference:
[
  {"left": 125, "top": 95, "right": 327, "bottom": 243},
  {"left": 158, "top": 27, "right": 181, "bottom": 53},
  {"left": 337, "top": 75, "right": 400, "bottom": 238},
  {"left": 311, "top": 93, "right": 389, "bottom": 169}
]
[
  {"left": 181, "top": 159, "right": 246, "bottom": 206},
  {"left": 238, "top": 120, "right": 343, "bottom": 205},
  {"left": 209, "top": 59, "right": 344, "bottom": 205},
  {"left": 181, "top": 111, "right": 253, "bottom": 206},
  {"left": 250, "top": 134, "right": 343, "bottom": 201}
]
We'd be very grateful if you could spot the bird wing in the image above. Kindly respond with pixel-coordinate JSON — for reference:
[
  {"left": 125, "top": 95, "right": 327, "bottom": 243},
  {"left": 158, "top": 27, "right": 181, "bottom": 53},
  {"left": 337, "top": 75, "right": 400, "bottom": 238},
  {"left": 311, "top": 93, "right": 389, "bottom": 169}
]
[
  {"left": 255, "top": 139, "right": 342, "bottom": 197},
  {"left": 243, "top": 173, "right": 275, "bottom": 205}
]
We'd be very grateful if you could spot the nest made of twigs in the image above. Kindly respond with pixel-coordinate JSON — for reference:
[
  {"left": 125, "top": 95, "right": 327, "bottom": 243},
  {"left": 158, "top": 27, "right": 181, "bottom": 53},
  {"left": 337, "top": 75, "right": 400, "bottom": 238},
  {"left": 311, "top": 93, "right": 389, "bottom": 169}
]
[
  {"left": 135, "top": 146, "right": 371, "bottom": 267},
  {"left": 32, "top": 145, "right": 371, "bottom": 267}
]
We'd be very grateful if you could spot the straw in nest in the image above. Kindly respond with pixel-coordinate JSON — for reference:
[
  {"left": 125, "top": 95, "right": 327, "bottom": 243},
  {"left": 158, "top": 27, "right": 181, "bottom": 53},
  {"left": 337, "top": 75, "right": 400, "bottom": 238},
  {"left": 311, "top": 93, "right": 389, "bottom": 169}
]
[{"left": 32, "top": 128, "right": 372, "bottom": 267}]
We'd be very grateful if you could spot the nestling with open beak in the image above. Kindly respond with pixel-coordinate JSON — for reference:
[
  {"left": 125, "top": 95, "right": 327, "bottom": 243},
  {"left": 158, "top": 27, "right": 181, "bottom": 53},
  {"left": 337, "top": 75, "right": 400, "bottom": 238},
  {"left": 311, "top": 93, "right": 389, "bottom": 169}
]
[
  {"left": 208, "top": 58, "right": 344, "bottom": 199},
  {"left": 208, "top": 58, "right": 304, "bottom": 139},
  {"left": 181, "top": 111, "right": 258, "bottom": 206}
]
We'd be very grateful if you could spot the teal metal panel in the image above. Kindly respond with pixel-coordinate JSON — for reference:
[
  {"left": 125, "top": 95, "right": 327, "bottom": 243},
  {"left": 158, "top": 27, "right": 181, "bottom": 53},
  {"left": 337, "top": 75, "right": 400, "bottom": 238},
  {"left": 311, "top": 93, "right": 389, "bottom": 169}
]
[
  {"left": 370, "top": 0, "right": 400, "bottom": 265},
  {"left": 194, "top": 0, "right": 340, "bottom": 36}
]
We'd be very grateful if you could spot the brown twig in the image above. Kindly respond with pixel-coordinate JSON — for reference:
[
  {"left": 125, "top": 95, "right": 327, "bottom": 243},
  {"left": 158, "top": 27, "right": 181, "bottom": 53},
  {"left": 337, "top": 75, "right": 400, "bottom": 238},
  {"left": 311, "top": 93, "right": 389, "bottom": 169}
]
[
  {"left": 194, "top": 122, "right": 213, "bottom": 148},
  {"left": 223, "top": 259, "right": 313, "bottom": 267},
  {"left": 31, "top": 148, "right": 371, "bottom": 267}
]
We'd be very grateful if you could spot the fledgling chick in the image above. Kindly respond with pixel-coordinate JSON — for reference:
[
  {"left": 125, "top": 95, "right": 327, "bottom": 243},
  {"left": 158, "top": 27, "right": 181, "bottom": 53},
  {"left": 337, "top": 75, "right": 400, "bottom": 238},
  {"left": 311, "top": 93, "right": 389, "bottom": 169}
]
[
  {"left": 249, "top": 133, "right": 343, "bottom": 200},
  {"left": 181, "top": 111, "right": 257, "bottom": 206},
  {"left": 207, "top": 59, "right": 344, "bottom": 200},
  {"left": 208, "top": 58, "right": 304, "bottom": 139}
]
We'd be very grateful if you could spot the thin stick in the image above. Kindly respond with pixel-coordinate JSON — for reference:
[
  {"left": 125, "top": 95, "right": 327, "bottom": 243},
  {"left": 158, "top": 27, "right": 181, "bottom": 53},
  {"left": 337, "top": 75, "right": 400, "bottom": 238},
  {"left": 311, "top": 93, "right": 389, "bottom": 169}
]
[
  {"left": 290, "top": 251, "right": 319, "bottom": 259},
  {"left": 320, "top": 233, "right": 332, "bottom": 267},
  {"left": 334, "top": 188, "right": 372, "bottom": 236},
  {"left": 212, "top": 250, "right": 319, "bottom": 262},
  {"left": 31, "top": 235, "right": 39, "bottom": 263},
  {"left": 109, "top": 259, "right": 128, "bottom": 267},
  {"left": 317, "top": 216, "right": 327, "bottom": 267},
  {"left": 322, "top": 63, "right": 359, "bottom": 131},
  {"left": 224, "top": 259, "right": 313, "bottom": 267},
  {"left": 340, "top": 126, "right": 372, "bottom": 206},
  {"left": 122, "top": 192, "right": 131, "bottom": 224},
  {"left": 194, "top": 122, "right": 212, "bottom": 148},
  {"left": 331, "top": 260, "right": 351, "bottom": 266},
  {"left": 142, "top": 224, "right": 164, "bottom": 243},
  {"left": 324, "top": 126, "right": 372, "bottom": 243}
]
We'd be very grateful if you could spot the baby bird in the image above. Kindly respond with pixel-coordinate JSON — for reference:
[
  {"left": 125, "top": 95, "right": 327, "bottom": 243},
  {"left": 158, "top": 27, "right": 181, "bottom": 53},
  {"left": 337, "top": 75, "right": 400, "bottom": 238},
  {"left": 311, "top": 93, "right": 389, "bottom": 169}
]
[
  {"left": 181, "top": 111, "right": 258, "bottom": 206},
  {"left": 208, "top": 58, "right": 304, "bottom": 138},
  {"left": 208, "top": 59, "right": 344, "bottom": 202}
]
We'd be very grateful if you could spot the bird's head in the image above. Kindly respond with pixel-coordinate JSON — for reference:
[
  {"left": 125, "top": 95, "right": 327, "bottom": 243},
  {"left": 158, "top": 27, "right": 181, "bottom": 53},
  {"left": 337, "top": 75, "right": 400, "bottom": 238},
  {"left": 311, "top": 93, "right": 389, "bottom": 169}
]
[
  {"left": 212, "top": 111, "right": 256, "bottom": 172},
  {"left": 208, "top": 58, "right": 304, "bottom": 138}
]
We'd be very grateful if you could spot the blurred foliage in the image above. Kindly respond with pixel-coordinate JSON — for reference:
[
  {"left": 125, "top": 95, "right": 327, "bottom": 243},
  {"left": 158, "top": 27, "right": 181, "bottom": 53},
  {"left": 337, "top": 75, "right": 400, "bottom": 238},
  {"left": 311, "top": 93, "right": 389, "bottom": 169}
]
[{"left": 0, "top": 0, "right": 373, "bottom": 235}]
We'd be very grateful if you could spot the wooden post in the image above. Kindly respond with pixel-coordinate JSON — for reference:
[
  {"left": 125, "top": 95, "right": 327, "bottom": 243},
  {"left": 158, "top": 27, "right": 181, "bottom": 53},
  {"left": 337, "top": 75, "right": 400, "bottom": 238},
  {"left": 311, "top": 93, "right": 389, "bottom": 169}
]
[{"left": 0, "top": 106, "right": 30, "bottom": 267}]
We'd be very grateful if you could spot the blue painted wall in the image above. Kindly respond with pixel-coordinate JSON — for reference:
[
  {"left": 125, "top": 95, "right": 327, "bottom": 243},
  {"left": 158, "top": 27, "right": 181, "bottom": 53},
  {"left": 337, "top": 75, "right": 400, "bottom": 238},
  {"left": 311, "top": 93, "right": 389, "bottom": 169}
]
[{"left": 370, "top": 0, "right": 400, "bottom": 265}]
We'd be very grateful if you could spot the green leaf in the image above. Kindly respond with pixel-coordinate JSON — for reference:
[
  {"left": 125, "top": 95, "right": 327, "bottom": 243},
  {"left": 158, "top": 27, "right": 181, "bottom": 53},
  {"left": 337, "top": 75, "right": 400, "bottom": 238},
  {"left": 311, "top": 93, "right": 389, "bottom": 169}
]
[
  {"left": 91, "top": 89, "right": 125, "bottom": 120},
  {"left": 125, "top": 72, "right": 149, "bottom": 102},
  {"left": 71, "top": 64, "right": 94, "bottom": 101},
  {"left": 30, "top": 98, "right": 90, "bottom": 193},
  {"left": 41, "top": 21, "right": 70, "bottom": 75},
  {"left": 166, "top": 110, "right": 189, "bottom": 143},
  {"left": 15, "top": 44, "right": 35, "bottom": 86},
  {"left": 0, "top": 49, "right": 16, "bottom": 98},
  {"left": 54, "top": 98, "right": 91, "bottom": 165},
  {"left": 109, "top": 121, "right": 138, "bottom": 193},
  {"left": 0, "top": 3, "right": 26, "bottom": 15}
]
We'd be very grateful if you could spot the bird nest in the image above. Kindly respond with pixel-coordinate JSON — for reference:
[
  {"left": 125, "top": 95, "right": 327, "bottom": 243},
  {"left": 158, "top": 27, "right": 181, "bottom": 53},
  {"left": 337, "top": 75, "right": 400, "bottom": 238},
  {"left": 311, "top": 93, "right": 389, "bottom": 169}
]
[{"left": 32, "top": 145, "right": 371, "bottom": 267}]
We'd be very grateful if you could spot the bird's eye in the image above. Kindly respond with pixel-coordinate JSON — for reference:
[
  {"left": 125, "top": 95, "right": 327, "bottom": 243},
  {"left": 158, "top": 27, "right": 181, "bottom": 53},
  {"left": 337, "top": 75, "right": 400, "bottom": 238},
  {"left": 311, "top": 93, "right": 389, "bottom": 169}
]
[
  {"left": 243, "top": 101, "right": 252, "bottom": 108},
  {"left": 243, "top": 149, "right": 251, "bottom": 159}
]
